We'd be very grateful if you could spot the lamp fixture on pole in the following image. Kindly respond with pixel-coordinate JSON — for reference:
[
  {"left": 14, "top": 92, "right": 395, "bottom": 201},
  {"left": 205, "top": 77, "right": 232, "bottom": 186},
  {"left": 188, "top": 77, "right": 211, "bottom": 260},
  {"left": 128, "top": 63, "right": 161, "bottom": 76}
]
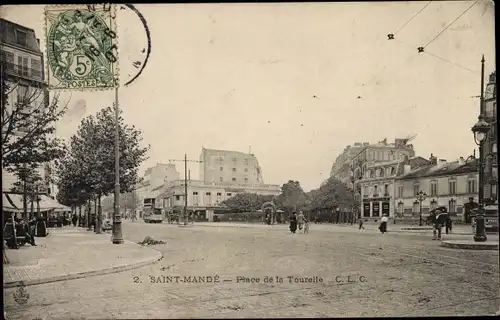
[
  {"left": 471, "top": 114, "right": 490, "bottom": 242},
  {"left": 416, "top": 191, "right": 427, "bottom": 226}
]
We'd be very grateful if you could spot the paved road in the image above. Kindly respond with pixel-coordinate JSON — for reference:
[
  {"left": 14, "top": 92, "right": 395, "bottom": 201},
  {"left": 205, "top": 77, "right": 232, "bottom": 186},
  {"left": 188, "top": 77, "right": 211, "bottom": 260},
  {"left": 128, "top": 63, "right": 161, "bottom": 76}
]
[{"left": 4, "top": 221, "right": 499, "bottom": 319}]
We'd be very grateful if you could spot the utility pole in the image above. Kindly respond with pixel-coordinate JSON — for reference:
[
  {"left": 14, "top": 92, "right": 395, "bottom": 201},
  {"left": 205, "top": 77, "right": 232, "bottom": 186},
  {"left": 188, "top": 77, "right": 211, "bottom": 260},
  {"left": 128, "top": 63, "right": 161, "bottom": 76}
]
[{"left": 168, "top": 154, "right": 203, "bottom": 225}]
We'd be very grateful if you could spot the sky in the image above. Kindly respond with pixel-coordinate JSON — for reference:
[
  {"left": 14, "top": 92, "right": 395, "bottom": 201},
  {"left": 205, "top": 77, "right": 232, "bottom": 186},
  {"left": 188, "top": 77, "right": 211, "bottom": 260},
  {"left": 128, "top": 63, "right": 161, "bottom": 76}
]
[{"left": 1, "top": 1, "right": 496, "bottom": 192}]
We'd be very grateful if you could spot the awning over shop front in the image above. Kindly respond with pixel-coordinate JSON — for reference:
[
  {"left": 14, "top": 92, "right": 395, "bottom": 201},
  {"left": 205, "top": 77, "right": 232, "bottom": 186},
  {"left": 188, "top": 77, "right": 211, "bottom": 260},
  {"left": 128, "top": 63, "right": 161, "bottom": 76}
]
[
  {"left": 38, "top": 195, "right": 70, "bottom": 212},
  {"left": 3, "top": 193, "right": 24, "bottom": 213}
]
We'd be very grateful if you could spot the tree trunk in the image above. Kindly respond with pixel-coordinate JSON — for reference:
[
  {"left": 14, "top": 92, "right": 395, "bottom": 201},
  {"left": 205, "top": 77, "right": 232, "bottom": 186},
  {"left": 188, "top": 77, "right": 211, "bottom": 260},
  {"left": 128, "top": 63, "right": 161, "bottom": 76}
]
[
  {"left": 87, "top": 199, "right": 92, "bottom": 231},
  {"left": 3, "top": 244, "right": 9, "bottom": 264},
  {"left": 23, "top": 179, "right": 28, "bottom": 220},
  {"left": 96, "top": 194, "right": 102, "bottom": 234}
]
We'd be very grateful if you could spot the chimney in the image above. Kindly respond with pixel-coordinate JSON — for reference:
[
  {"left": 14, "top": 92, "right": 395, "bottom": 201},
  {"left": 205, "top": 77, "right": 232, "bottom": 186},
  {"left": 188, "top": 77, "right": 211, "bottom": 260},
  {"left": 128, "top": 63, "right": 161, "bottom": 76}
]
[{"left": 429, "top": 153, "right": 437, "bottom": 165}]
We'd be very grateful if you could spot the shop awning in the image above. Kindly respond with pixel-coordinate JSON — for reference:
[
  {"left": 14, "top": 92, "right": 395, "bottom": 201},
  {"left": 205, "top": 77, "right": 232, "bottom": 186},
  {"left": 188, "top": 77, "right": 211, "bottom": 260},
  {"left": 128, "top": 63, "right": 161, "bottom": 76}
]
[
  {"left": 3, "top": 193, "right": 24, "bottom": 212},
  {"left": 38, "top": 195, "right": 70, "bottom": 211}
]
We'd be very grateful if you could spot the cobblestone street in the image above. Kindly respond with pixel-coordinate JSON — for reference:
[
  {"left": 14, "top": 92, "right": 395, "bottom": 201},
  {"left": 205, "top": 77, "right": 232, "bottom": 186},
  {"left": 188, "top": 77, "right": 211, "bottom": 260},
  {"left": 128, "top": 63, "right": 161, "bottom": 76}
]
[{"left": 4, "top": 221, "right": 499, "bottom": 319}]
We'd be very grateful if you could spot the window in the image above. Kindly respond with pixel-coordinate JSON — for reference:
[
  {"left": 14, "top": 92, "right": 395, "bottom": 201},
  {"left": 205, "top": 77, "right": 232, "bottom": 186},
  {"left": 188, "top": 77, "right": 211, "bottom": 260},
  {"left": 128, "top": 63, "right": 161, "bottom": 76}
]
[
  {"left": 370, "top": 170, "right": 375, "bottom": 178},
  {"left": 412, "top": 201, "right": 420, "bottom": 215},
  {"left": 17, "top": 56, "right": 29, "bottom": 77},
  {"left": 216, "top": 192, "right": 222, "bottom": 196},
  {"left": 430, "top": 181, "right": 438, "bottom": 196},
  {"left": 384, "top": 184, "right": 389, "bottom": 196},
  {"left": 391, "top": 167, "right": 396, "bottom": 175},
  {"left": 244, "top": 159, "right": 248, "bottom": 165},
  {"left": 373, "top": 186, "right": 378, "bottom": 196},
  {"left": 205, "top": 192, "right": 211, "bottom": 196},
  {"left": 449, "top": 199, "right": 456, "bottom": 213},
  {"left": 244, "top": 168, "right": 248, "bottom": 172},
  {"left": 232, "top": 158, "right": 237, "bottom": 162},
  {"left": 227, "top": 193, "right": 232, "bottom": 196},
  {"left": 17, "top": 84, "right": 29, "bottom": 104},
  {"left": 232, "top": 178, "right": 236, "bottom": 182},
  {"left": 397, "top": 185, "right": 404, "bottom": 198},
  {"left": 244, "top": 177, "right": 248, "bottom": 182},
  {"left": 397, "top": 202, "right": 404, "bottom": 215},
  {"left": 193, "top": 192, "right": 198, "bottom": 195},
  {"left": 430, "top": 200, "right": 437, "bottom": 210},
  {"left": 220, "top": 167, "right": 223, "bottom": 171},
  {"left": 31, "top": 58, "right": 42, "bottom": 78},
  {"left": 413, "top": 184, "right": 419, "bottom": 197},
  {"left": 232, "top": 168, "right": 236, "bottom": 172},
  {"left": 175, "top": 195, "right": 180, "bottom": 201},
  {"left": 379, "top": 169, "right": 384, "bottom": 177},
  {"left": 449, "top": 181, "right": 456, "bottom": 195},
  {"left": 467, "top": 179, "right": 476, "bottom": 194},
  {"left": 16, "top": 30, "right": 27, "bottom": 46},
  {"left": 363, "top": 185, "right": 369, "bottom": 197},
  {"left": 219, "top": 177, "right": 223, "bottom": 182}
]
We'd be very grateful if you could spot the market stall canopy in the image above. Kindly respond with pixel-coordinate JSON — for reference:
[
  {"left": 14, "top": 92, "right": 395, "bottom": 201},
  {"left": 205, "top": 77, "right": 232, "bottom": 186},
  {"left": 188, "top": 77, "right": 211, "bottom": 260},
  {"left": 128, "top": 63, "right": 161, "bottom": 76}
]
[{"left": 2, "top": 193, "right": 23, "bottom": 213}]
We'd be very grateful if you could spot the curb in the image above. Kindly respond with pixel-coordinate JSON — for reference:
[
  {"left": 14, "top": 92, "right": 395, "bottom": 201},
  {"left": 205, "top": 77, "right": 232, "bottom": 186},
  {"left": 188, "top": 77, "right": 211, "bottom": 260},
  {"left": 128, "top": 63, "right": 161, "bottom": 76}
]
[
  {"left": 4, "top": 248, "right": 163, "bottom": 289},
  {"left": 440, "top": 240, "right": 499, "bottom": 250}
]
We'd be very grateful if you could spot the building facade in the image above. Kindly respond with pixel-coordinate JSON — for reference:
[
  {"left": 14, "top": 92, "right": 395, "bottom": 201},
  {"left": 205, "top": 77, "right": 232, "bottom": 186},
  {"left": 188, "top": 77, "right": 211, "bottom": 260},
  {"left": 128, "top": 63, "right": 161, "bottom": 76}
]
[
  {"left": 350, "top": 138, "right": 416, "bottom": 205},
  {"left": 134, "top": 163, "right": 180, "bottom": 211},
  {"left": 483, "top": 71, "right": 497, "bottom": 205},
  {"left": 359, "top": 156, "right": 429, "bottom": 219},
  {"left": 199, "top": 148, "right": 264, "bottom": 185},
  {"left": 1, "top": 19, "right": 55, "bottom": 198},
  {"left": 159, "top": 180, "right": 281, "bottom": 221},
  {"left": 394, "top": 156, "right": 478, "bottom": 222},
  {"left": 330, "top": 142, "right": 368, "bottom": 186}
]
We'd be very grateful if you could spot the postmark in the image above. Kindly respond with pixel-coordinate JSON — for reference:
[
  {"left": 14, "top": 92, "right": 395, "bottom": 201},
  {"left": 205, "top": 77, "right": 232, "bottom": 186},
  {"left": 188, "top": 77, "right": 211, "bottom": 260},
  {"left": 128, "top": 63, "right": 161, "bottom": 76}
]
[{"left": 44, "top": 4, "right": 118, "bottom": 91}]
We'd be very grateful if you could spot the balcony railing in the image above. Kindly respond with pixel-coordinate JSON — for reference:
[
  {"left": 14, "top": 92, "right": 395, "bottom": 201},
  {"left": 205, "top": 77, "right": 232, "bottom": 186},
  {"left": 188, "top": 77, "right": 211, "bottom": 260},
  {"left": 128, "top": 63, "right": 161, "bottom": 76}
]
[{"left": 3, "top": 62, "right": 43, "bottom": 81}]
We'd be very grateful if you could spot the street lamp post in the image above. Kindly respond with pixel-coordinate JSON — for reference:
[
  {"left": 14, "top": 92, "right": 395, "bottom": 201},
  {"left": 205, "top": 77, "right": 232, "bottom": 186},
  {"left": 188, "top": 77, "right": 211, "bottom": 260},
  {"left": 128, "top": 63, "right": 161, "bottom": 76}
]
[
  {"left": 112, "top": 81, "right": 124, "bottom": 244},
  {"left": 416, "top": 191, "right": 427, "bottom": 226},
  {"left": 471, "top": 114, "right": 490, "bottom": 242}
]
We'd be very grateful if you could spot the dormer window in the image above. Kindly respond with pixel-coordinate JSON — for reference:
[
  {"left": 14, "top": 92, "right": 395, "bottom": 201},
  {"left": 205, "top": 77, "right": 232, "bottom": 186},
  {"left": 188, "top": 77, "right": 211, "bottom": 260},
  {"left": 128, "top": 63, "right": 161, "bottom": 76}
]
[{"left": 16, "top": 30, "right": 27, "bottom": 46}]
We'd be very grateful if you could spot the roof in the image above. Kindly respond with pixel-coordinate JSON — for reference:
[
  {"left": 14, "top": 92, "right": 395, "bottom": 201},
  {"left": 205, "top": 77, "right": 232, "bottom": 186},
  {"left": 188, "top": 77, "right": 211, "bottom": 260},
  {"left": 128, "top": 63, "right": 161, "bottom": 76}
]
[
  {"left": 398, "top": 159, "right": 478, "bottom": 180},
  {"left": 202, "top": 148, "right": 255, "bottom": 157},
  {"left": 0, "top": 19, "right": 41, "bottom": 54}
]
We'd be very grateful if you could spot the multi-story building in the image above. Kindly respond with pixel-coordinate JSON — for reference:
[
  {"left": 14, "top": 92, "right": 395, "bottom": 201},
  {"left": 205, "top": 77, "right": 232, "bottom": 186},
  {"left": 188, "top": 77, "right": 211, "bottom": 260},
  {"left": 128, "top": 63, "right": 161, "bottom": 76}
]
[
  {"left": 394, "top": 155, "right": 478, "bottom": 222},
  {"left": 199, "top": 148, "right": 264, "bottom": 185},
  {"left": 483, "top": 71, "right": 497, "bottom": 205},
  {"left": 359, "top": 155, "right": 429, "bottom": 220},
  {"left": 1, "top": 19, "right": 56, "bottom": 203},
  {"left": 133, "top": 163, "right": 180, "bottom": 212},
  {"left": 330, "top": 142, "right": 369, "bottom": 186},
  {"left": 350, "top": 138, "right": 416, "bottom": 205},
  {"left": 159, "top": 179, "right": 281, "bottom": 221}
]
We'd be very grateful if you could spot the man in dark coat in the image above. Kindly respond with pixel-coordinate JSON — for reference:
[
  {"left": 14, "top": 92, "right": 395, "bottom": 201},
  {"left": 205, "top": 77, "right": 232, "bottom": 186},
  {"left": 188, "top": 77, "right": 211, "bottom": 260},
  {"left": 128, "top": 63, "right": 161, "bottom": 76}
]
[
  {"left": 289, "top": 212, "right": 298, "bottom": 233},
  {"left": 433, "top": 209, "right": 448, "bottom": 240}
]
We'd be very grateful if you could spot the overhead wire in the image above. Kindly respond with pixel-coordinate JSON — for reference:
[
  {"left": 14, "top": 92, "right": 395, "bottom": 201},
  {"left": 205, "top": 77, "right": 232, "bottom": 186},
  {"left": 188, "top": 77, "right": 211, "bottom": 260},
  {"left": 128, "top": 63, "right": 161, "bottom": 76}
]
[
  {"left": 393, "top": 1, "right": 433, "bottom": 36},
  {"left": 423, "top": 0, "right": 479, "bottom": 48},
  {"left": 423, "top": 51, "right": 479, "bottom": 74}
]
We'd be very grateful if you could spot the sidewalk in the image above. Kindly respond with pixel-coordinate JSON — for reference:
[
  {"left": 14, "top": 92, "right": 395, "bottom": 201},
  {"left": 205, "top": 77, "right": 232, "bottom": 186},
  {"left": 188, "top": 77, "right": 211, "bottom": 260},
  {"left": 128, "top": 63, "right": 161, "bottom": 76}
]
[
  {"left": 3, "top": 227, "right": 163, "bottom": 288},
  {"left": 180, "top": 221, "right": 496, "bottom": 236}
]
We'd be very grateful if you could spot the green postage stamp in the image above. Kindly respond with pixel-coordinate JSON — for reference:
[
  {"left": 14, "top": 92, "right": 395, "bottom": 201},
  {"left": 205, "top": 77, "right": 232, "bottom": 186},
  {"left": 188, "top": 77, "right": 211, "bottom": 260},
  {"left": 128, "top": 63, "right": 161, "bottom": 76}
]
[{"left": 45, "top": 5, "right": 118, "bottom": 90}]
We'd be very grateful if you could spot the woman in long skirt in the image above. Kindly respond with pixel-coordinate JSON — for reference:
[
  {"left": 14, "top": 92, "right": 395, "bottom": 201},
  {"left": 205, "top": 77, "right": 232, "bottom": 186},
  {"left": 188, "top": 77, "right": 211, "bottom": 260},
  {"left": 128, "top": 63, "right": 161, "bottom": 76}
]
[
  {"left": 289, "top": 212, "right": 298, "bottom": 233},
  {"left": 379, "top": 214, "right": 388, "bottom": 234}
]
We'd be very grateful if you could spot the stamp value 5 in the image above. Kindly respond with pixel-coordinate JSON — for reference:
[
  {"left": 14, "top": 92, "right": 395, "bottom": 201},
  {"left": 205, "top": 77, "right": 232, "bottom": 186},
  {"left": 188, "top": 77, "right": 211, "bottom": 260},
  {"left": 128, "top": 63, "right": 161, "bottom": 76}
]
[{"left": 45, "top": 5, "right": 118, "bottom": 91}]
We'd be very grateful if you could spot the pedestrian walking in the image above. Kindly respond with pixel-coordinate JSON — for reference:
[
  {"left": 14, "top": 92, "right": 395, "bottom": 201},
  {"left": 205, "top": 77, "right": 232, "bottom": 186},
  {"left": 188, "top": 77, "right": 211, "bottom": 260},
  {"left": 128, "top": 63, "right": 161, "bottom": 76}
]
[
  {"left": 358, "top": 218, "right": 365, "bottom": 230},
  {"left": 378, "top": 214, "right": 388, "bottom": 234},
  {"left": 72, "top": 214, "right": 78, "bottom": 227},
  {"left": 297, "top": 211, "right": 305, "bottom": 231},
  {"left": 289, "top": 212, "right": 298, "bottom": 234},
  {"left": 445, "top": 216, "right": 453, "bottom": 234}
]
